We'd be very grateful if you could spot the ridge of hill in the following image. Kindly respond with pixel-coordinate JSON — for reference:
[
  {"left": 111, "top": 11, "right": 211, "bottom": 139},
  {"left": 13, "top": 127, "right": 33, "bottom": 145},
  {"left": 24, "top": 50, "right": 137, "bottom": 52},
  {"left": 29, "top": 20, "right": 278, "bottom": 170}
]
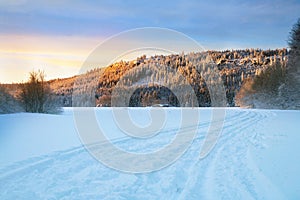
[{"left": 1, "top": 48, "right": 289, "bottom": 108}]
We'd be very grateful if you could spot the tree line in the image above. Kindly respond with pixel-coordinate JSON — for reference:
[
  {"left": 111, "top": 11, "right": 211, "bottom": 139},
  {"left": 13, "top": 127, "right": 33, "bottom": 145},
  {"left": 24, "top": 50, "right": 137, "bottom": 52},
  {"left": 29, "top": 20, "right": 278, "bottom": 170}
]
[{"left": 1, "top": 18, "right": 299, "bottom": 112}]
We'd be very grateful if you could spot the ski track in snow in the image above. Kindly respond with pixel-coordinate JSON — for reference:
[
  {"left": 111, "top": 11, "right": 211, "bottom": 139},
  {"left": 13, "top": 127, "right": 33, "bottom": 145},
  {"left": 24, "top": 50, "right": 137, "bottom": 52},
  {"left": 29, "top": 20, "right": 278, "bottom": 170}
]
[{"left": 0, "top": 109, "right": 287, "bottom": 199}]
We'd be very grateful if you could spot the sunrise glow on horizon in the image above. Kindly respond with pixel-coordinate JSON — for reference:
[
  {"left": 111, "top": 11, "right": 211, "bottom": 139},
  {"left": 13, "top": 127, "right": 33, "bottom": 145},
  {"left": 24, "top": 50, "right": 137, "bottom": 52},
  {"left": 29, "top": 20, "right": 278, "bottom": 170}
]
[{"left": 1, "top": 0, "right": 299, "bottom": 83}]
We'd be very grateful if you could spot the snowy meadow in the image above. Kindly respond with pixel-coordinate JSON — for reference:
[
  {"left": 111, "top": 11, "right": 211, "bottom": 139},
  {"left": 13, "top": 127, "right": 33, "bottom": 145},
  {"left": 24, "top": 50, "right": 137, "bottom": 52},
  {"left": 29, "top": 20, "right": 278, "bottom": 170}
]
[{"left": 0, "top": 108, "right": 299, "bottom": 199}]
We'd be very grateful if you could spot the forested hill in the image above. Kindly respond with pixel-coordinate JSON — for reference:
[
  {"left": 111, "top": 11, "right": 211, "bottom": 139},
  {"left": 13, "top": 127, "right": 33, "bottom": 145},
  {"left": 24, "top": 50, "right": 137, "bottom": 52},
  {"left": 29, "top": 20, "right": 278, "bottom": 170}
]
[{"left": 1, "top": 49, "right": 289, "bottom": 107}]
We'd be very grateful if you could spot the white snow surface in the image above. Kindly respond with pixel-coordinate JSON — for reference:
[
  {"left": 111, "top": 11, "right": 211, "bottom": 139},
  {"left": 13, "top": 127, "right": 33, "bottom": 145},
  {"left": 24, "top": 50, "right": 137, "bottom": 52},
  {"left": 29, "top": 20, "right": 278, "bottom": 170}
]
[{"left": 0, "top": 108, "right": 299, "bottom": 199}]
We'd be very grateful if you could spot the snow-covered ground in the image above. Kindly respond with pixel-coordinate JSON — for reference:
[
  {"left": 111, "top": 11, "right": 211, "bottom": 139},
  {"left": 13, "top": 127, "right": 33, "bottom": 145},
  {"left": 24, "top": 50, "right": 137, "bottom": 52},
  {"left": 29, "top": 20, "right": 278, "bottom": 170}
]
[{"left": 0, "top": 108, "right": 299, "bottom": 199}]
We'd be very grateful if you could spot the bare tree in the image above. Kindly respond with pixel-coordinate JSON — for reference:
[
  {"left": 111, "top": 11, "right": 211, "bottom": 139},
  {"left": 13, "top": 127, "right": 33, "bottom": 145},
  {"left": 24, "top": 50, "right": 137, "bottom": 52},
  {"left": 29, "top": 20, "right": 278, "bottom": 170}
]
[{"left": 19, "top": 70, "right": 62, "bottom": 114}]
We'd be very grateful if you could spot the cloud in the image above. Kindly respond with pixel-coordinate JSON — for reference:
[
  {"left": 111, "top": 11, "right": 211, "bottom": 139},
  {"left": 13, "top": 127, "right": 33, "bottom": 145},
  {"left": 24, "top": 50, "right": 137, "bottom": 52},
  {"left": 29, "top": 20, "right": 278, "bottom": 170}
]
[
  {"left": 1, "top": 0, "right": 299, "bottom": 41},
  {"left": 0, "top": 0, "right": 299, "bottom": 82}
]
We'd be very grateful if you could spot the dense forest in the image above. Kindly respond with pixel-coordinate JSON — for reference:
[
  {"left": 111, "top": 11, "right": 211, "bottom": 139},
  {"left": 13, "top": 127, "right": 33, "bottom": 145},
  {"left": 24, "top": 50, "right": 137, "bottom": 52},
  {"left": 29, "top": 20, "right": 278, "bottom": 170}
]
[
  {"left": 82, "top": 48, "right": 289, "bottom": 107},
  {"left": 1, "top": 48, "right": 289, "bottom": 108}
]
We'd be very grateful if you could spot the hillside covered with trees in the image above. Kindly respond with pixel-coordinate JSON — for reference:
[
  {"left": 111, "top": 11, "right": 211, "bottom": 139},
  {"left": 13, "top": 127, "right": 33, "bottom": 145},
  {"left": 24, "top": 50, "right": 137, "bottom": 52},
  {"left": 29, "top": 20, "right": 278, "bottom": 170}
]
[
  {"left": 49, "top": 48, "right": 290, "bottom": 107},
  {"left": 1, "top": 48, "right": 290, "bottom": 110},
  {"left": 236, "top": 19, "right": 300, "bottom": 109},
  {"left": 93, "top": 48, "right": 289, "bottom": 107}
]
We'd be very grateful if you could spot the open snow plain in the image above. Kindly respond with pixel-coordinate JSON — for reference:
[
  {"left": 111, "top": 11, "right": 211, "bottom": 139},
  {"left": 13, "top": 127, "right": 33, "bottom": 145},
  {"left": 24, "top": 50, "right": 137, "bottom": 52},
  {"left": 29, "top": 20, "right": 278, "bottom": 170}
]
[{"left": 0, "top": 108, "right": 299, "bottom": 199}]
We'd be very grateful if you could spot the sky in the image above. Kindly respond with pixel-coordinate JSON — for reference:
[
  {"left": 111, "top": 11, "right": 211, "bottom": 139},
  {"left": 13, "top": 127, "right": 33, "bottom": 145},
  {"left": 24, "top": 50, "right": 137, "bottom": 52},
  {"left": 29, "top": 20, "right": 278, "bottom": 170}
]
[{"left": 0, "top": 0, "right": 299, "bottom": 83}]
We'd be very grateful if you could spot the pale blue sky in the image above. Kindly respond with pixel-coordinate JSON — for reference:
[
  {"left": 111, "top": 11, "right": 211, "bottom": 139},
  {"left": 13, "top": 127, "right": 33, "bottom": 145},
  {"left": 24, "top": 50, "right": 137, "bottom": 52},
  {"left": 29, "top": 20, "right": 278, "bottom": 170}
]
[{"left": 0, "top": 0, "right": 299, "bottom": 83}]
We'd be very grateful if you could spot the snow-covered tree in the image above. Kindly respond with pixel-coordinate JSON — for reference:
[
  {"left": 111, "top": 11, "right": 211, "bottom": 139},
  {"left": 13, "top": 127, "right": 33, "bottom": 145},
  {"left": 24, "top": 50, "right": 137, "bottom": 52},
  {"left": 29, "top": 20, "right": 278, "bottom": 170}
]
[{"left": 288, "top": 18, "right": 300, "bottom": 67}]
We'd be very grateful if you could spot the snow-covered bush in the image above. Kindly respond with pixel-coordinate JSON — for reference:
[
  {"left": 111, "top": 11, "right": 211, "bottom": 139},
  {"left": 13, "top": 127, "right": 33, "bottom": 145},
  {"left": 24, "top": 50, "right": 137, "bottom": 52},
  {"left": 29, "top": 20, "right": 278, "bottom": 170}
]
[
  {"left": 0, "top": 85, "right": 23, "bottom": 114},
  {"left": 235, "top": 62, "right": 287, "bottom": 109}
]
